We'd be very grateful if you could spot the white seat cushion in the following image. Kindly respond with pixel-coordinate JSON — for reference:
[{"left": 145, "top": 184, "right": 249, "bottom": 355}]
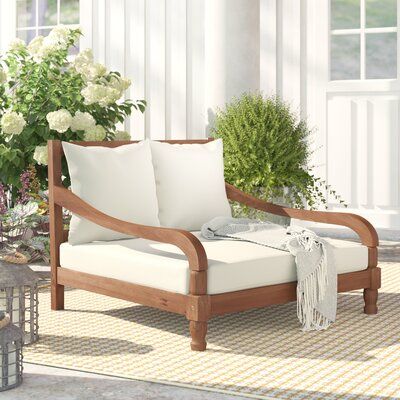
[{"left": 60, "top": 233, "right": 369, "bottom": 295}]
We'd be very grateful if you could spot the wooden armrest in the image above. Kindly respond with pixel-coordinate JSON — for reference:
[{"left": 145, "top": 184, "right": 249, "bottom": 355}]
[
  {"left": 52, "top": 186, "right": 208, "bottom": 271},
  {"left": 225, "top": 183, "right": 379, "bottom": 247}
]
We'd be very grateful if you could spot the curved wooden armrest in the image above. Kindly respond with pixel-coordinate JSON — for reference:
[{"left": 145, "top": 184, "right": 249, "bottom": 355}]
[
  {"left": 52, "top": 186, "right": 208, "bottom": 271},
  {"left": 225, "top": 183, "right": 379, "bottom": 247}
]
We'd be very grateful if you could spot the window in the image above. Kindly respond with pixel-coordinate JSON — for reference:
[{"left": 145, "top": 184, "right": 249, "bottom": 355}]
[
  {"left": 16, "top": 0, "right": 79, "bottom": 52},
  {"left": 330, "top": 0, "right": 397, "bottom": 80}
]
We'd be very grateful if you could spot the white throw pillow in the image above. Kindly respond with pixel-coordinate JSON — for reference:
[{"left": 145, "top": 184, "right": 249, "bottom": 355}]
[
  {"left": 150, "top": 139, "right": 232, "bottom": 230},
  {"left": 63, "top": 141, "right": 160, "bottom": 245}
]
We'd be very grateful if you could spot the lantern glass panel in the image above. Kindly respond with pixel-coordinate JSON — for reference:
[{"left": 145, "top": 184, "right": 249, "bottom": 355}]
[
  {"left": 0, "top": 324, "right": 24, "bottom": 391},
  {"left": 0, "top": 285, "right": 39, "bottom": 344}
]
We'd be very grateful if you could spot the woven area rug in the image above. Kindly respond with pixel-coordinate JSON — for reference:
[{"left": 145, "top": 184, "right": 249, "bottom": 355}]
[{"left": 24, "top": 262, "right": 400, "bottom": 400}]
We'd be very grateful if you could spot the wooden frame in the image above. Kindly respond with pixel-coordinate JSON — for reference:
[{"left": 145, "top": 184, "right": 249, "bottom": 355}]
[{"left": 48, "top": 139, "right": 380, "bottom": 351}]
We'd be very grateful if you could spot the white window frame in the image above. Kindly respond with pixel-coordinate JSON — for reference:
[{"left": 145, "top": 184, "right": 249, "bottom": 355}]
[
  {"left": 16, "top": 0, "right": 80, "bottom": 39},
  {"left": 0, "top": 0, "right": 92, "bottom": 56},
  {"left": 328, "top": 0, "right": 400, "bottom": 92},
  {"left": 16, "top": 0, "right": 79, "bottom": 36}
]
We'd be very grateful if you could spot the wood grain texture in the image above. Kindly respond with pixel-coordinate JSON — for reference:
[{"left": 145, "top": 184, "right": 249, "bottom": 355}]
[
  {"left": 186, "top": 295, "right": 211, "bottom": 321},
  {"left": 189, "top": 320, "right": 207, "bottom": 351},
  {"left": 368, "top": 247, "right": 378, "bottom": 267},
  {"left": 66, "top": 139, "right": 213, "bottom": 149},
  {"left": 58, "top": 268, "right": 187, "bottom": 315},
  {"left": 225, "top": 183, "right": 379, "bottom": 247},
  {"left": 48, "top": 141, "right": 64, "bottom": 310},
  {"left": 189, "top": 271, "right": 207, "bottom": 295},
  {"left": 363, "top": 288, "right": 378, "bottom": 315},
  {"left": 210, "top": 269, "right": 377, "bottom": 316}
]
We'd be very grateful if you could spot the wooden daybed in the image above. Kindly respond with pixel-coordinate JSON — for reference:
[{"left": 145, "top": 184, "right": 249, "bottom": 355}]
[{"left": 48, "top": 139, "right": 380, "bottom": 351}]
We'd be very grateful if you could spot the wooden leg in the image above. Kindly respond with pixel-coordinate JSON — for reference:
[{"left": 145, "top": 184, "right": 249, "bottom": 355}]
[
  {"left": 189, "top": 320, "right": 207, "bottom": 351},
  {"left": 51, "top": 283, "right": 64, "bottom": 310},
  {"left": 364, "top": 288, "right": 378, "bottom": 314}
]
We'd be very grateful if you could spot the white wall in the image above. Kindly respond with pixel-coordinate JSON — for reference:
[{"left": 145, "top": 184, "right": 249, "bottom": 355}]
[{"left": 80, "top": 0, "right": 260, "bottom": 141}]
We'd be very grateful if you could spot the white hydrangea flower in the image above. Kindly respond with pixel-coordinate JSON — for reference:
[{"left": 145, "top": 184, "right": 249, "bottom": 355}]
[
  {"left": 108, "top": 76, "right": 131, "bottom": 94},
  {"left": 74, "top": 49, "right": 94, "bottom": 68},
  {"left": 70, "top": 111, "right": 96, "bottom": 132},
  {"left": 31, "top": 25, "right": 70, "bottom": 60},
  {"left": 84, "top": 125, "right": 106, "bottom": 141},
  {"left": 27, "top": 36, "right": 53, "bottom": 62},
  {"left": 45, "top": 25, "right": 70, "bottom": 46},
  {"left": 73, "top": 49, "right": 93, "bottom": 75},
  {"left": 103, "top": 87, "right": 121, "bottom": 105},
  {"left": 9, "top": 38, "right": 26, "bottom": 51},
  {"left": 114, "top": 130, "right": 130, "bottom": 141},
  {"left": 27, "top": 36, "right": 44, "bottom": 55},
  {"left": 1, "top": 111, "right": 26, "bottom": 135},
  {"left": 81, "top": 84, "right": 121, "bottom": 107},
  {"left": 30, "top": 34, "right": 61, "bottom": 61},
  {"left": 81, "top": 84, "right": 106, "bottom": 104},
  {"left": 33, "top": 145, "right": 48, "bottom": 165},
  {"left": 82, "top": 63, "right": 107, "bottom": 81},
  {"left": 0, "top": 68, "right": 7, "bottom": 84},
  {"left": 46, "top": 109, "right": 72, "bottom": 133},
  {"left": 73, "top": 50, "right": 107, "bottom": 82},
  {"left": 36, "top": 42, "right": 58, "bottom": 60}
]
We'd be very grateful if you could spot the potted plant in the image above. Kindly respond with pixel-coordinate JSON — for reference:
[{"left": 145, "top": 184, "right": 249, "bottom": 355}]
[{"left": 212, "top": 93, "right": 344, "bottom": 221}]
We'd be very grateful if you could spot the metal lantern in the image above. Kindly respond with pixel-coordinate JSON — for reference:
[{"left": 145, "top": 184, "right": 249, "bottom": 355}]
[
  {"left": 0, "top": 262, "right": 39, "bottom": 344},
  {"left": 0, "top": 313, "right": 24, "bottom": 391}
]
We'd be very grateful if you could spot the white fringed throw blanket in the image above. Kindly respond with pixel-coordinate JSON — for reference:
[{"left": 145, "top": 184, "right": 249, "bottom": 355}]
[{"left": 201, "top": 217, "right": 337, "bottom": 330}]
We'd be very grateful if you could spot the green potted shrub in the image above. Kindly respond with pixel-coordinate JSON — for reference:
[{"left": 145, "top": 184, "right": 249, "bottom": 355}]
[{"left": 212, "top": 93, "right": 344, "bottom": 221}]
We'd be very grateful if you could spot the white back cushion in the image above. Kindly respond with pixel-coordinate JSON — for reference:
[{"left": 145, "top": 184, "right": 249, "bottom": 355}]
[
  {"left": 63, "top": 141, "right": 160, "bottom": 245},
  {"left": 150, "top": 139, "right": 231, "bottom": 230}
]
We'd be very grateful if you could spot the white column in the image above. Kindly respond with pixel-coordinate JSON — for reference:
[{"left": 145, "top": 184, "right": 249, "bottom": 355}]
[
  {"left": 79, "top": 0, "right": 93, "bottom": 51},
  {"left": 205, "top": 0, "right": 260, "bottom": 134},
  {"left": 260, "top": 0, "right": 277, "bottom": 96},
  {"left": 187, "top": 0, "right": 206, "bottom": 138},
  {"left": 145, "top": 0, "right": 166, "bottom": 139},
  {"left": 125, "top": 0, "right": 146, "bottom": 139},
  {"left": 0, "top": 0, "right": 16, "bottom": 53}
]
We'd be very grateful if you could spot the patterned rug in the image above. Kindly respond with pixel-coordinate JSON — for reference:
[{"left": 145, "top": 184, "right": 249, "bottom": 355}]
[{"left": 24, "top": 262, "right": 400, "bottom": 400}]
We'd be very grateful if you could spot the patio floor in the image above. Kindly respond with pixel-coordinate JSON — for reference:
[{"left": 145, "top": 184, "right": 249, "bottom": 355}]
[{"left": 4, "top": 364, "right": 244, "bottom": 400}]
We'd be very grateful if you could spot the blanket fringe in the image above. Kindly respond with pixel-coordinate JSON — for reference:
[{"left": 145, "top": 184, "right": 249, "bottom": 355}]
[
  {"left": 297, "top": 244, "right": 331, "bottom": 331},
  {"left": 296, "top": 243, "right": 331, "bottom": 331}
]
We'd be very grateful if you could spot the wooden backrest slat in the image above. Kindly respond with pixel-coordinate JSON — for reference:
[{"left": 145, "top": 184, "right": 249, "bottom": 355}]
[{"left": 56, "top": 139, "right": 214, "bottom": 156}]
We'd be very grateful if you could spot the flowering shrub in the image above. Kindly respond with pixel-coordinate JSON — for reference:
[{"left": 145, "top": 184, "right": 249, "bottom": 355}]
[{"left": 0, "top": 26, "right": 145, "bottom": 199}]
